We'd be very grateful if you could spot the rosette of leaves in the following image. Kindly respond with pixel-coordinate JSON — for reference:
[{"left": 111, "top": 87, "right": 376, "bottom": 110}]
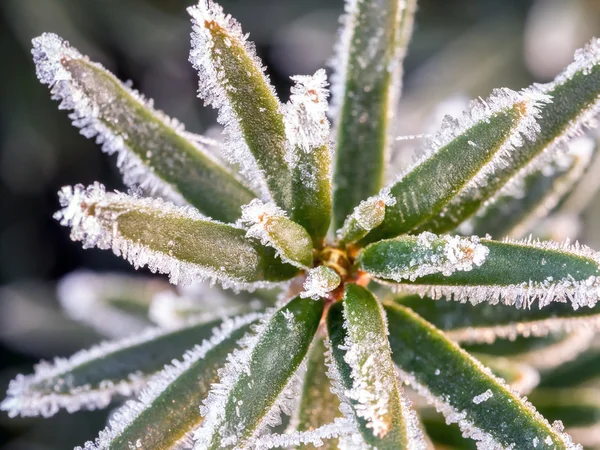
[{"left": 5, "top": 0, "right": 600, "bottom": 448}]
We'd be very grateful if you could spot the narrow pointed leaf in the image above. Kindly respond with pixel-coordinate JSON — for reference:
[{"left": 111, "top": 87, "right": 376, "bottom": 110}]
[
  {"left": 58, "top": 271, "right": 170, "bottom": 338},
  {"left": 241, "top": 199, "right": 314, "bottom": 268},
  {"left": 284, "top": 70, "right": 332, "bottom": 246},
  {"left": 356, "top": 232, "right": 489, "bottom": 282},
  {"left": 295, "top": 335, "right": 342, "bottom": 450},
  {"left": 374, "top": 237, "right": 600, "bottom": 310},
  {"left": 327, "top": 285, "right": 426, "bottom": 449},
  {"left": 54, "top": 183, "right": 299, "bottom": 289},
  {"left": 332, "top": 0, "right": 417, "bottom": 228},
  {"left": 463, "top": 139, "right": 594, "bottom": 239},
  {"left": 189, "top": 1, "right": 292, "bottom": 210},
  {"left": 359, "top": 88, "right": 546, "bottom": 243},
  {"left": 396, "top": 294, "right": 600, "bottom": 344},
  {"left": 426, "top": 38, "right": 600, "bottom": 233},
  {"left": 0, "top": 316, "right": 233, "bottom": 418},
  {"left": 31, "top": 33, "right": 254, "bottom": 223},
  {"left": 76, "top": 314, "right": 259, "bottom": 450},
  {"left": 384, "top": 302, "right": 581, "bottom": 449},
  {"left": 194, "top": 296, "right": 324, "bottom": 449}
]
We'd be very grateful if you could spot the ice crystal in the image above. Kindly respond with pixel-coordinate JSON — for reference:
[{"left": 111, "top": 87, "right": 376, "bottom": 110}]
[
  {"left": 76, "top": 313, "right": 261, "bottom": 450},
  {"left": 188, "top": 0, "right": 279, "bottom": 199},
  {"left": 472, "top": 389, "right": 493, "bottom": 405},
  {"left": 31, "top": 33, "right": 222, "bottom": 205},
  {"left": 301, "top": 266, "right": 342, "bottom": 300}
]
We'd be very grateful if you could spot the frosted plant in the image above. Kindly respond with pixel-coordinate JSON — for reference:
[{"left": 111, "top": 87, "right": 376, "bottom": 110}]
[{"left": 7, "top": 0, "right": 600, "bottom": 448}]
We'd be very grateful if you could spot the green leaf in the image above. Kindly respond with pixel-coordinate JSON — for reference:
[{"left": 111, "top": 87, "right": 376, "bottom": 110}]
[
  {"left": 295, "top": 335, "right": 342, "bottom": 450},
  {"left": 327, "top": 285, "right": 426, "bottom": 448},
  {"left": 58, "top": 271, "right": 169, "bottom": 338},
  {"left": 384, "top": 302, "right": 581, "bottom": 449},
  {"left": 332, "top": 0, "right": 416, "bottom": 229},
  {"left": 359, "top": 89, "right": 547, "bottom": 244},
  {"left": 241, "top": 200, "right": 315, "bottom": 268},
  {"left": 463, "top": 140, "right": 594, "bottom": 240},
  {"left": 31, "top": 33, "right": 254, "bottom": 223},
  {"left": 302, "top": 266, "right": 342, "bottom": 299},
  {"left": 0, "top": 316, "right": 233, "bottom": 418},
  {"left": 395, "top": 294, "right": 600, "bottom": 344},
  {"left": 472, "top": 354, "right": 540, "bottom": 394},
  {"left": 371, "top": 238, "right": 600, "bottom": 309},
  {"left": 54, "top": 184, "right": 299, "bottom": 289},
  {"left": 285, "top": 70, "right": 333, "bottom": 246},
  {"left": 337, "top": 189, "right": 396, "bottom": 245},
  {"left": 196, "top": 296, "right": 324, "bottom": 449},
  {"left": 356, "top": 232, "right": 489, "bottom": 282},
  {"left": 76, "top": 314, "right": 259, "bottom": 450},
  {"left": 425, "top": 38, "right": 600, "bottom": 234},
  {"left": 189, "top": 2, "right": 292, "bottom": 211}
]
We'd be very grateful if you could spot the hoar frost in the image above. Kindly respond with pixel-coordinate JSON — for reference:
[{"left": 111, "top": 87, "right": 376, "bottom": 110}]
[{"left": 301, "top": 266, "right": 342, "bottom": 300}]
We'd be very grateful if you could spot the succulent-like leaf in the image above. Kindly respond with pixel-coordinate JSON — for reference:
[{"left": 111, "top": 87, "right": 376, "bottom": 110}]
[
  {"left": 356, "top": 232, "right": 489, "bottom": 282},
  {"left": 327, "top": 285, "right": 426, "bottom": 449},
  {"left": 384, "top": 302, "right": 581, "bottom": 449},
  {"left": 58, "top": 271, "right": 169, "bottom": 338},
  {"left": 294, "top": 335, "right": 342, "bottom": 450},
  {"left": 77, "top": 314, "right": 259, "bottom": 450},
  {"left": 189, "top": 0, "right": 292, "bottom": 210},
  {"left": 284, "top": 70, "right": 333, "bottom": 246},
  {"left": 427, "top": 38, "right": 600, "bottom": 233},
  {"left": 0, "top": 316, "right": 231, "bottom": 418},
  {"left": 377, "top": 237, "right": 600, "bottom": 309},
  {"left": 240, "top": 199, "right": 314, "bottom": 268},
  {"left": 301, "top": 266, "right": 342, "bottom": 300},
  {"left": 358, "top": 88, "right": 547, "bottom": 243},
  {"left": 54, "top": 183, "right": 299, "bottom": 288},
  {"left": 331, "top": 0, "right": 417, "bottom": 229},
  {"left": 31, "top": 33, "right": 254, "bottom": 223},
  {"left": 463, "top": 139, "right": 594, "bottom": 239},
  {"left": 396, "top": 294, "right": 600, "bottom": 344},
  {"left": 194, "top": 296, "right": 323, "bottom": 449}
]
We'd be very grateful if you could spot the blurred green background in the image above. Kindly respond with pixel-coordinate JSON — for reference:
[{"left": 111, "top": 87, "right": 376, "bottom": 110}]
[{"left": 1, "top": 0, "right": 600, "bottom": 448}]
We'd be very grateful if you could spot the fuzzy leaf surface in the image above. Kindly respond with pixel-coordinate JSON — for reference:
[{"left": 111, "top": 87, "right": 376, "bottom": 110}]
[
  {"left": 32, "top": 33, "right": 254, "bottom": 223},
  {"left": 332, "top": 0, "right": 415, "bottom": 228},
  {"left": 0, "top": 317, "right": 227, "bottom": 418},
  {"left": 196, "top": 296, "right": 323, "bottom": 449},
  {"left": 382, "top": 238, "right": 600, "bottom": 309},
  {"left": 385, "top": 302, "right": 580, "bottom": 449},
  {"left": 327, "top": 285, "right": 425, "bottom": 449},
  {"left": 55, "top": 184, "right": 298, "bottom": 288}
]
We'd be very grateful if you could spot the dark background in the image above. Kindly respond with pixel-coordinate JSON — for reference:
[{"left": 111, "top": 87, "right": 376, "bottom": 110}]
[{"left": 1, "top": 0, "right": 599, "bottom": 447}]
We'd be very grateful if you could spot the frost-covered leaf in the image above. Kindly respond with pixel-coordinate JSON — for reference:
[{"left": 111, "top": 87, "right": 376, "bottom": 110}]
[
  {"left": 359, "top": 88, "right": 547, "bottom": 243},
  {"left": 356, "top": 232, "right": 489, "bottom": 282},
  {"left": 384, "top": 302, "right": 582, "bottom": 449},
  {"left": 389, "top": 237, "right": 600, "bottom": 310},
  {"left": 194, "top": 296, "right": 323, "bottom": 449},
  {"left": 427, "top": 38, "right": 600, "bottom": 233},
  {"left": 396, "top": 294, "right": 600, "bottom": 344},
  {"left": 240, "top": 199, "right": 314, "bottom": 268},
  {"left": 0, "top": 316, "right": 230, "bottom": 418},
  {"left": 188, "top": 0, "right": 291, "bottom": 210},
  {"left": 301, "top": 266, "right": 342, "bottom": 300},
  {"left": 76, "top": 313, "right": 259, "bottom": 450},
  {"left": 31, "top": 33, "right": 254, "bottom": 223},
  {"left": 284, "top": 70, "right": 333, "bottom": 246},
  {"left": 54, "top": 183, "right": 298, "bottom": 289},
  {"left": 337, "top": 188, "right": 396, "bottom": 245},
  {"left": 332, "top": 0, "right": 417, "bottom": 229},
  {"left": 327, "top": 285, "right": 427, "bottom": 449},
  {"left": 294, "top": 335, "right": 342, "bottom": 450},
  {"left": 462, "top": 138, "right": 594, "bottom": 239},
  {"left": 58, "top": 271, "right": 170, "bottom": 338}
]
